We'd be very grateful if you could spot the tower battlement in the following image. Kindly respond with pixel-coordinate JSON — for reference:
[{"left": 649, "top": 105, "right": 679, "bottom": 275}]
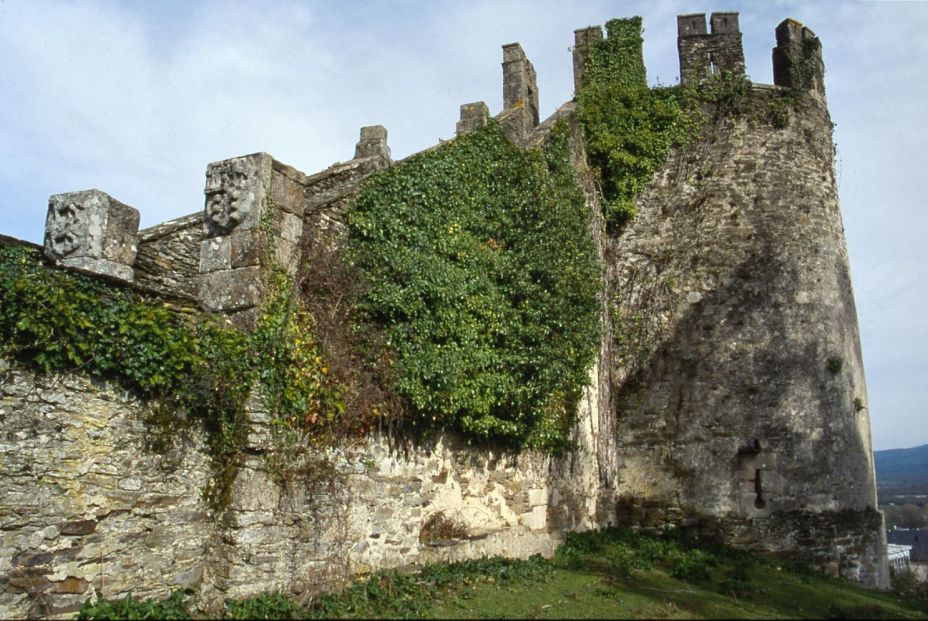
[
  {"left": 677, "top": 11, "right": 746, "bottom": 85},
  {"left": 773, "top": 18, "right": 826, "bottom": 99}
]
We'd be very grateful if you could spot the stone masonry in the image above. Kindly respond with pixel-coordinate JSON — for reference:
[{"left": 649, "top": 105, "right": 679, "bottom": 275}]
[
  {"left": 773, "top": 19, "right": 826, "bottom": 100},
  {"left": 0, "top": 352, "right": 613, "bottom": 618},
  {"left": 197, "top": 153, "right": 306, "bottom": 318},
  {"left": 133, "top": 213, "right": 203, "bottom": 299},
  {"left": 677, "top": 12, "right": 746, "bottom": 85},
  {"left": 456, "top": 102, "right": 490, "bottom": 137},
  {"left": 44, "top": 190, "right": 140, "bottom": 284},
  {"left": 572, "top": 26, "right": 604, "bottom": 94},
  {"left": 0, "top": 12, "right": 889, "bottom": 618},
  {"left": 499, "top": 43, "right": 539, "bottom": 143},
  {"left": 608, "top": 56, "right": 886, "bottom": 586}
]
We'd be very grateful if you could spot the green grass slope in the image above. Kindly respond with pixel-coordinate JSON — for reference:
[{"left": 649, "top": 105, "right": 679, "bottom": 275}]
[{"left": 78, "top": 528, "right": 927, "bottom": 620}]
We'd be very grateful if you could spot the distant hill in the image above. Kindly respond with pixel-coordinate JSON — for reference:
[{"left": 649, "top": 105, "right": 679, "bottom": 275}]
[{"left": 874, "top": 444, "right": 928, "bottom": 485}]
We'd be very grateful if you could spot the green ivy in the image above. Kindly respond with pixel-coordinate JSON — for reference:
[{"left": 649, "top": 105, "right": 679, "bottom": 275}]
[
  {"left": 0, "top": 243, "right": 341, "bottom": 509},
  {"left": 77, "top": 590, "right": 189, "bottom": 620},
  {"left": 582, "top": 17, "right": 647, "bottom": 90},
  {"left": 348, "top": 120, "right": 600, "bottom": 451},
  {"left": 252, "top": 269, "right": 344, "bottom": 432},
  {"left": 576, "top": 17, "right": 698, "bottom": 229},
  {"left": 784, "top": 36, "right": 822, "bottom": 93},
  {"left": 0, "top": 244, "right": 207, "bottom": 396}
]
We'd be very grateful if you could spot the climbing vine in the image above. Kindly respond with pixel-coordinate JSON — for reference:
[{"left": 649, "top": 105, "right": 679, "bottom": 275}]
[
  {"left": 576, "top": 17, "right": 698, "bottom": 229},
  {"left": 348, "top": 120, "right": 600, "bottom": 451},
  {"left": 0, "top": 242, "right": 343, "bottom": 509}
]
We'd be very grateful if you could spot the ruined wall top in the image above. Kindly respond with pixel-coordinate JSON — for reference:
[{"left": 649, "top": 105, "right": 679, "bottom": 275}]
[
  {"left": 677, "top": 11, "right": 745, "bottom": 85},
  {"left": 572, "top": 26, "right": 604, "bottom": 95},
  {"left": 773, "top": 18, "right": 826, "bottom": 99},
  {"left": 499, "top": 42, "right": 539, "bottom": 143},
  {"left": 710, "top": 12, "right": 740, "bottom": 35},
  {"left": 38, "top": 13, "right": 830, "bottom": 295},
  {"left": 355, "top": 125, "right": 392, "bottom": 161}
]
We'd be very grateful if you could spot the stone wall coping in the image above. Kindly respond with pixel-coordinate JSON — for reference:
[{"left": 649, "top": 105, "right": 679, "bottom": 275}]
[
  {"left": 138, "top": 212, "right": 203, "bottom": 243},
  {"left": 303, "top": 155, "right": 386, "bottom": 186},
  {"left": 272, "top": 158, "right": 308, "bottom": 185}
]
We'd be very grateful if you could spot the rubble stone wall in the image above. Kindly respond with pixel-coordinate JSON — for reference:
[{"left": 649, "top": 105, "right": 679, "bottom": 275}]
[
  {"left": 0, "top": 356, "right": 613, "bottom": 619},
  {"left": 608, "top": 87, "right": 888, "bottom": 586},
  {"left": 135, "top": 213, "right": 203, "bottom": 299}
]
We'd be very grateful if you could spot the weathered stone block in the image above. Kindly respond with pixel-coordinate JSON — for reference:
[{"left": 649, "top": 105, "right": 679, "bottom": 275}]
[
  {"left": 354, "top": 125, "right": 391, "bottom": 161},
  {"left": 198, "top": 267, "right": 263, "bottom": 312},
  {"left": 270, "top": 165, "right": 306, "bottom": 218},
  {"left": 199, "top": 236, "right": 232, "bottom": 273},
  {"left": 229, "top": 230, "right": 265, "bottom": 269},
  {"left": 528, "top": 488, "right": 547, "bottom": 507},
  {"left": 59, "top": 520, "right": 96, "bottom": 536},
  {"left": 203, "top": 153, "right": 273, "bottom": 238},
  {"left": 44, "top": 189, "right": 140, "bottom": 283},
  {"left": 276, "top": 212, "right": 303, "bottom": 245},
  {"left": 49, "top": 577, "right": 89, "bottom": 594},
  {"left": 522, "top": 505, "right": 547, "bottom": 531},
  {"left": 275, "top": 238, "right": 300, "bottom": 276},
  {"left": 456, "top": 102, "right": 489, "bottom": 136}
]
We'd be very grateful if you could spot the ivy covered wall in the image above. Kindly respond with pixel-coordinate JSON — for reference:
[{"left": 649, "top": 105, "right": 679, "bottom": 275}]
[{"left": 348, "top": 121, "right": 601, "bottom": 451}]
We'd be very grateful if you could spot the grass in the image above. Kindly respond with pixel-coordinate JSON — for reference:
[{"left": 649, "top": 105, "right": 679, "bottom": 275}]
[
  {"left": 428, "top": 563, "right": 924, "bottom": 619},
  {"left": 77, "top": 528, "right": 928, "bottom": 620}
]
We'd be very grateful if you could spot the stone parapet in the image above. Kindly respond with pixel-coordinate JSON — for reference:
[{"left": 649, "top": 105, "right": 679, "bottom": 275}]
[
  {"left": 677, "top": 12, "right": 745, "bottom": 85},
  {"left": 773, "top": 18, "right": 826, "bottom": 100},
  {"left": 572, "top": 26, "right": 603, "bottom": 94},
  {"left": 44, "top": 189, "right": 140, "bottom": 283},
  {"left": 354, "top": 125, "right": 391, "bottom": 161},
  {"left": 197, "top": 153, "right": 305, "bottom": 317},
  {"left": 456, "top": 102, "right": 489, "bottom": 136},
  {"left": 500, "top": 43, "right": 539, "bottom": 144},
  {"left": 135, "top": 213, "right": 203, "bottom": 299},
  {"left": 302, "top": 128, "right": 393, "bottom": 244}
]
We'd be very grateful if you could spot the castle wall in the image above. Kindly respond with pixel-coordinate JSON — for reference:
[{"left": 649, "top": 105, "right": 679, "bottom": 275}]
[
  {"left": 607, "top": 87, "right": 888, "bottom": 586},
  {"left": 302, "top": 149, "right": 390, "bottom": 246},
  {"left": 0, "top": 353, "right": 613, "bottom": 619},
  {"left": 134, "top": 213, "right": 203, "bottom": 299},
  {"left": 0, "top": 13, "right": 889, "bottom": 616},
  {"left": 0, "top": 359, "right": 215, "bottom": 619},
  {"left": 0, "top": 111, "right": 621, "bottom": 618}
]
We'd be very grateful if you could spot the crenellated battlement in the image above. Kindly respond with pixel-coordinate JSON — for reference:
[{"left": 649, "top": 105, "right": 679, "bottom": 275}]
[
  {"left": 498, "top": 42, "right": 540, "bottom": 143},
  {"left": 36, "top": 12, "right": 834, "bottom": 321},
  {"left": 773, "top": 18, "right": 826, "bottom": 99},
  {"left": 677, "top": 11, "right": 746, "bottom": 85},
  {"left": 572, "top": 25, "right": 604, "bottom": 95}
]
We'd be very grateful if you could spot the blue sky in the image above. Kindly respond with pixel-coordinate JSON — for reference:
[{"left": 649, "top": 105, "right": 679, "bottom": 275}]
[{"left": 0, "top": 0, "right": 925, "bottom": 450}]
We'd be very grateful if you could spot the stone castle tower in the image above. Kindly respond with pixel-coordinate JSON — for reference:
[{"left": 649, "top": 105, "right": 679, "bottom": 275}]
[
  {"left": 606, "top": 13, "right": 886, "bottom": 586},
  {"left": 0, "top": 11, "right": 887, "bottom": 618}
]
